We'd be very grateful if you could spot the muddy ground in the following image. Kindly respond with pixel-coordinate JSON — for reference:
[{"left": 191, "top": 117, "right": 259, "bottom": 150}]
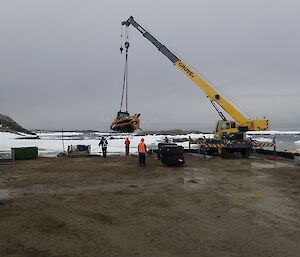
[{"left": 0, "top": 154, "right": 299, "bottom": 257}]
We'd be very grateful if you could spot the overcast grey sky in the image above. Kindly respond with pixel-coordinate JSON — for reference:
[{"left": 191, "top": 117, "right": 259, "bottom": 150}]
[{"left": 0, "top": 0, "right": 299, "bottom": 131}]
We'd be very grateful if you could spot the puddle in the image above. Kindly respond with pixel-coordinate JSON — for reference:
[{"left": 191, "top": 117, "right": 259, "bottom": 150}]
[
  {"left": 256, "top": 174, "right": 272, "bottom": 179},
  {"left": 0, "top": 189, "right": 13, "bottom": 200},
  {"left": 0, "top": 176, "right": 179, "bottom": 201},
  {"left": 0, "top": 181, "right": 142, "bottom": 201},
  {"left": 183, "top": 177, "right": 206, "bottom": 184},
  {"left": 251, "top": 162, "right": 291, "bottom": 169},
  {"left": 178, "top": 175, "right": 207, "bottom": 191},
  {"left": 20, "top": 182, "right": 133, "bottom": 196},
  {"left": 182, "top": 167, "right": 202, "bottom": 172}
]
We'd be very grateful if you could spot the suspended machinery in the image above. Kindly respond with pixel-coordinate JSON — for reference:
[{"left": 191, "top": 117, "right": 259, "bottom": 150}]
[{"left": 110, "top": 28, "right": 141, "bottom": 133}]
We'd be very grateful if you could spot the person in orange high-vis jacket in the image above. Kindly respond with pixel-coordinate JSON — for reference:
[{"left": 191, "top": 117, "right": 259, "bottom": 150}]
[
  {"left": 138, "top": 138, "right": 147, "bottom": 166},
  {"left": 124, "top": 137, "right": 131, "bottom": 156}
]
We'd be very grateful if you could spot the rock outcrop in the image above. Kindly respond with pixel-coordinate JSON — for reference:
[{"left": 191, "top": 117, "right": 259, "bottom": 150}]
[{"left": 0, "top": 114, "right": 35, "bottom": 135}]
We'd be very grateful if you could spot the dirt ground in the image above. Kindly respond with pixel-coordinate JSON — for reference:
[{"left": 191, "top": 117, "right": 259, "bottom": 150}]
[{"left": 0, "top": 154, "right": 299, "bottom": 257}]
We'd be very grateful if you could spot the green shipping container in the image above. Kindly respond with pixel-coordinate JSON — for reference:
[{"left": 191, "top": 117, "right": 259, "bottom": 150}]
[{"left": 11, "top": 147, "right": 38, "bottom": 160}]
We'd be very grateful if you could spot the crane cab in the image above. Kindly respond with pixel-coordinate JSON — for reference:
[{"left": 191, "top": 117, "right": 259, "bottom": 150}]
[{"left": 214, "top": 120, "right": 238, "bottom": 138}]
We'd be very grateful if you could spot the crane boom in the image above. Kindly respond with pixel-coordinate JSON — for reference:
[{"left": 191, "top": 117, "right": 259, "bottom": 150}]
[{"left": 122, "top": 16, "right": 269, "bottom": 131}]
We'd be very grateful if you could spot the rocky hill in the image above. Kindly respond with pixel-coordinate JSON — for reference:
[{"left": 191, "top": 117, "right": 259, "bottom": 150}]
[{"left": 0, "top": 114, "right": 35, "bottom": 135}]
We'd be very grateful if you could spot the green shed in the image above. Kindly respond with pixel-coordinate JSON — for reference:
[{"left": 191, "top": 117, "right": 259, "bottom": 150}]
[{"left": 11, "top": 147, "right": 38, "bottom": 160}]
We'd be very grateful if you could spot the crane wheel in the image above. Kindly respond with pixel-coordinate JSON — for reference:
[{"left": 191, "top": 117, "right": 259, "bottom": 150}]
[
  {"left": 218, "top": 147, "right": 230, "bottom": 158},
  {"left": 240, "top": 149, "right": 252, "bottom": 158}
]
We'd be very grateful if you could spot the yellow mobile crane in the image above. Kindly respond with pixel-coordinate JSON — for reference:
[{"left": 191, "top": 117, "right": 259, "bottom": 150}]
[{"left": 122, "top": 16, "right": 269, "bottom": 157}]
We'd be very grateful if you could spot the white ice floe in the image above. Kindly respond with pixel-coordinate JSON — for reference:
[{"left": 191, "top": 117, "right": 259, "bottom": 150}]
[
  {"left": 253, "top": 137, "right": 273, "bottom": 143},
  {"left": 1, "top": 130, "right": 298, "bottom": 158},
  {"left": 0, "top": 131, "right": 200, "bottom": 157},
  {"left": 294, "top": 140, "right": 300, "bottom": 150},
  {"left": 247, "top": 131, "right": 300, "bottom": 136}
]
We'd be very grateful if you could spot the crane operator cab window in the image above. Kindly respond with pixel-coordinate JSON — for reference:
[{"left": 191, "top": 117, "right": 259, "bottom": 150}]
[
  {"left": 216, "top": 121, "right": 230, "bottom": 132},
  {"left": 216, "top": 120, "right": 237, "bottom": 135},
  {"left": 231, "top": 122, "right": 237, "bottom": 129},
  {"left": 117, "top": 111, "right": 130, "bottom": 120}
]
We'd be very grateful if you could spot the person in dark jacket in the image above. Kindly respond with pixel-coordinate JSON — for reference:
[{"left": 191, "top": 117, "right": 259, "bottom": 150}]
[
  {"left": 124, "top": 137, "right": 131, "bottom": 156},
  {"left": 99, "top": 137, "right": 108, "bottom": 158}
]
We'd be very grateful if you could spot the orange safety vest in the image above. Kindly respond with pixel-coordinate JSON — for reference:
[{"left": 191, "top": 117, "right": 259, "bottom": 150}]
[{"left": 138, "top": 142, "right": 146, "bottom": 153}]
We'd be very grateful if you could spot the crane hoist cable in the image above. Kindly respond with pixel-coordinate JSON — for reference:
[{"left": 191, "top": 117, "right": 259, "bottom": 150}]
[
  {"left": 119, "top": 27, "right": 130, "bottom": 112},
  {"left": 110, "top": 26, "right": 141, "bottom": 133}
]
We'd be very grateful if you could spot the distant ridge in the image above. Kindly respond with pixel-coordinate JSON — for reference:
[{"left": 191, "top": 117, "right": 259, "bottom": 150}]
[
  {"left": 0, "top": 114, "right": 35, "bottom": 135},
  {"left": 137, "top": 129, "right": 204, "bottom": 136}
]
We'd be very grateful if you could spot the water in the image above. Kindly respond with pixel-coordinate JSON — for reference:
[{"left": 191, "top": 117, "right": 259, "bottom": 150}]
[
  {"left": 251, "top": 134, "right": 300, "bottom": 152},
  {"left": 0, "top": 189, "right": 12, "bottom": 200}
]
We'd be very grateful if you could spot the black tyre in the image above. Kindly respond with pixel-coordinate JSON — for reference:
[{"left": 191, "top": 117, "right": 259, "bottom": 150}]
[
  {"left": 161, "top": 155, "right": 185, "bottom": 166},
  {"left": 161, "top": 146, "right": 184, "bottom": 156},
  {"left": 241, "top": 149, "right": 252, "bottom": 158},
  {"left": 218, "top": 148, "right": 227, "bottom": 158}
]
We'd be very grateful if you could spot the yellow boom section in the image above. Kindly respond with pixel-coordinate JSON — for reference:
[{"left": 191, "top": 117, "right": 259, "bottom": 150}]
[
  {"left": 175, "top": 60, "right": 269, "bottom": 131},
  {"left": 121, "top": 16, "right": 269, "bottom": 132},
  {"left": 175, "top": 60, "right": 248, "bottom": 124}
]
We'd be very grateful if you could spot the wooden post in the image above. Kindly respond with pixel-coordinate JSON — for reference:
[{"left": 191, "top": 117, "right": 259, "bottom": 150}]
[
  {"left": 12, "top": 149, "right": 15, "bottom": 167},
  {"left": 273, "top": 135, "right": 277, "bottom": 160},
  {"left": 203, "top": 136, "right": 206, "bottom": 158},
  {"left": 61, "top": 128, "right": 65, "bottom": 153}
]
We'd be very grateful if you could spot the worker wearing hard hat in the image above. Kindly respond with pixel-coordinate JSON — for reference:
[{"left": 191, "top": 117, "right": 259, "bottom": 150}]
[
  {"left": 138, "top": 138, "right": 147, "bottom": 166},
  {"left": 99, "top": 136, "right": 108, "bottom": 158}
]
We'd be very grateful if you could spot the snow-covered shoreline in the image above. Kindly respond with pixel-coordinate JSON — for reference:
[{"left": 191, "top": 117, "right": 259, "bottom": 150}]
[
  {"left": 1, "top": 130, "right": 299, "bottom": 158},
  {"left": 247, "top": 131, "right": 300, "bottom": 136},
  {"left": 0, "top": 131, "right": 205, "bottom": 157}
]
